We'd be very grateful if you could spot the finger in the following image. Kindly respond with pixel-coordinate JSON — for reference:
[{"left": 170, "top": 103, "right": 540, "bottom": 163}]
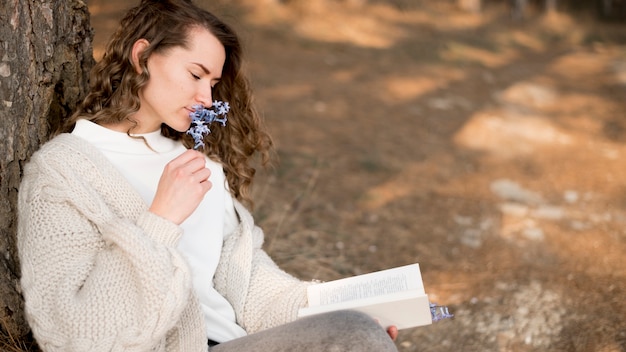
[
  {"left": 192, "top": 168, "right": 212, "bottom": 183},
  {"left": 387, "top": 326, "right": 398, "bottom": 341},
  {"left": 169, "top": 149, "right": 205, "bottom": 168},
  {"left": 182, "top": 154, "right": 208, "bottom": 174},
  {"left": 199, "top": 178, "right": 213, "bottom": 192}
]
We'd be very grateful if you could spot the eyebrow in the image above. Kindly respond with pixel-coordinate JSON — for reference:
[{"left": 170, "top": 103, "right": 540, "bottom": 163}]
[{"left": 192, "top": 62, "right": 221, "bottom": 80}]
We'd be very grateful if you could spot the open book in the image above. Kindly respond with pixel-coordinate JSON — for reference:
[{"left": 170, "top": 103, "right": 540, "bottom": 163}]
[{"left": 298, "top": 263, "right": 451, "bottom": 330}]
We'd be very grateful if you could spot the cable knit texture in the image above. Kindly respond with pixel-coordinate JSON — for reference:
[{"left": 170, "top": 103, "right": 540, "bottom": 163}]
[{"left": 17, "top": 134, "right": 310, "bottom": 352}]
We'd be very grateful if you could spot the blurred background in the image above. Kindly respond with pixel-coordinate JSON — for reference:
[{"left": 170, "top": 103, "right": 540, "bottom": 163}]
[{"left": 88, "top": 0, "right": 626, "bottom": 351}]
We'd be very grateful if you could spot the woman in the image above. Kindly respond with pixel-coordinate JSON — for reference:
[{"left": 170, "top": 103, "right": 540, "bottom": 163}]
[{"left": 17, "top": 0, "right": 399, "bottom": 351}]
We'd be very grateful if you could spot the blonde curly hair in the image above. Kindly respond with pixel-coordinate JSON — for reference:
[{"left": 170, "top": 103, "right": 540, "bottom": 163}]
[{"left": 64, "top": 0, "right": 272, "bottom": 206}]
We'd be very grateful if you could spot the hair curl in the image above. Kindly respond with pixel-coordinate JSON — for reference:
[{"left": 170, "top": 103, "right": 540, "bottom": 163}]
[{"left": 64, "top": 0, "right": 273, "bottom": 206}]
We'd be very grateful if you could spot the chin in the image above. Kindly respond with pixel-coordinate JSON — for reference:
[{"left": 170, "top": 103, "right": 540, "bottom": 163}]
[
  {"left": 177, "top": 125, "right": 192, "bottom": 133},
  {"left": 168, "top": 122, "right": 192, "bottom": 133}
]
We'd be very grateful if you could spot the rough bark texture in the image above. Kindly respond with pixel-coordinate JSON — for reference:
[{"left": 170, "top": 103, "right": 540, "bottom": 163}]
[{"left": 0, "top": 0, "right": 94, "bottom": 345}]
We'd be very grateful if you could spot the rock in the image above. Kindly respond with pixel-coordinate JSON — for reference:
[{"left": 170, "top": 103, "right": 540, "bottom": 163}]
[{"left": 490, "top": 179, "right": 544, "bottom": 205}]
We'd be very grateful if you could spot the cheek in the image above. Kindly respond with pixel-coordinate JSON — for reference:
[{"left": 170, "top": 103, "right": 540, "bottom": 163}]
[
  {"left": 152, "top": 77, "right": 187, "bottom": 103},
  {"left": 166, "top": 72, "right": 192, "bottom": 95},
  {"left": 146, "top": 64, "right": 193, "bottom": 102}
]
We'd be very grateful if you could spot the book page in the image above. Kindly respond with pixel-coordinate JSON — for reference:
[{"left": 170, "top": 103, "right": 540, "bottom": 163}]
[
  {"left": 307, "top": 263, "right": 425, "bottom": 307},
  {"left": 299, "top": 263, "right": 433, "bottom": 329},
  {"left": 298, "top": 290, "right": 432, "bottom": 329}
]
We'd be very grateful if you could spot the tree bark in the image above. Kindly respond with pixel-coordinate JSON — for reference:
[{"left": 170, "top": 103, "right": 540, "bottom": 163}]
[
  {"left": 0, "top": 0, "right": 93, "bottom": 347},
  {"left": 545, "top": 0, "right": 557, "bottom": 12}
]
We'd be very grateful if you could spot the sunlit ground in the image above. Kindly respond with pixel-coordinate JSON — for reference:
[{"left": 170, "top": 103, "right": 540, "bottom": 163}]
[{"left": 88, "top": 0, "right": 626, "bottom": 350}]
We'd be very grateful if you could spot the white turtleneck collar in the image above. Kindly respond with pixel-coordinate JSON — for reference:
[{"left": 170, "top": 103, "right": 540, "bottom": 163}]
[{"left": 72, "top": 119, "right": 180, "bottom": 155}]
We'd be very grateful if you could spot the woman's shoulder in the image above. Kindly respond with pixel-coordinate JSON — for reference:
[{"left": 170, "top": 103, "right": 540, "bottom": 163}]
[
  {"left": 22, "top": 133, "right": 113, "bottom": 184},
  {"left": 33, "top": 133, "right": 92, "bottom": 156},
  {"left": 28, "top": 133, "right": 112, "bottom": 166}
]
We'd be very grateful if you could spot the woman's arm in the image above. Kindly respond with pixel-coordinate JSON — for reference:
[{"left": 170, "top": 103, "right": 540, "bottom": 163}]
[
  {"left": 213, "top": 201, "right": 310, "bottom": 334},
  {"left": 18, "top": 157, "right": 192, "bottom": 352}
]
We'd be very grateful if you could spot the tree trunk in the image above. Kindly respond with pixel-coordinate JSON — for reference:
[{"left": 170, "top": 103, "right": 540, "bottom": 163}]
[
  {"left": 0, "top": 0, "right": 93, "bottom": 348},
  {"left": 545, "top": 0, "right": 557, "bottom": 13}
]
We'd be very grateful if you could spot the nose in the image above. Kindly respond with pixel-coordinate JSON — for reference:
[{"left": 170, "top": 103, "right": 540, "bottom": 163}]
[{"left": 196, "top": 83, "right": 213, "bottom": 108}]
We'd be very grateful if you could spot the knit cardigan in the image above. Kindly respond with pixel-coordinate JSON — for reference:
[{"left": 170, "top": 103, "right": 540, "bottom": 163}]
[{"left": 17, "top": 133, "right": 310, "bottom": 352}]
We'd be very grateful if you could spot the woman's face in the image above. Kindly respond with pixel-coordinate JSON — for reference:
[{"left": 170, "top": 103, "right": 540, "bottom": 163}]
[{"left": 133, "top": 27, "right": 226, "bottom": 133}]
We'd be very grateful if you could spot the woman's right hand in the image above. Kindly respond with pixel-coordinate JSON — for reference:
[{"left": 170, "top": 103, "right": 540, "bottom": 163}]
[{"left": 149, "top": 149, "right": 212, "bottom": 225}]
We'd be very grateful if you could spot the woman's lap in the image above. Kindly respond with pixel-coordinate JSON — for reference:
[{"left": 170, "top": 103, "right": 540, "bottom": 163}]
[{"left": 210, "top": 310, "right": 398, "bottom": 352}]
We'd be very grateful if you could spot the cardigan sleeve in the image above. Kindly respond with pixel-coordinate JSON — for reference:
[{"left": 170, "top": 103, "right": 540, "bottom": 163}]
[
  {"left": 17, "top": 152, "right": 193, "bottom": 352},
  {"left": 213, "top": 201, "right": 311, "bottom": 333},
  {"left": 241, "top": 237, "right": 312, "bottom": 333}
]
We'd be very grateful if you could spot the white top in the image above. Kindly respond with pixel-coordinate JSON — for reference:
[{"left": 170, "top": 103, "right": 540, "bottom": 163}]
[{"left": 72, "top": 119, "right": 247, "bottom": 342}]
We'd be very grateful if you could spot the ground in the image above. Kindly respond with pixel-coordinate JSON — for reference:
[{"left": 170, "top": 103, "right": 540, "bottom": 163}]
[{"left": 88, "top": 1, "right": 626, "bottom": 351}]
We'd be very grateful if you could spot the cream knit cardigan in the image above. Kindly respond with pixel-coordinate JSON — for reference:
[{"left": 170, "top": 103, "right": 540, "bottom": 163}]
[{"left": 17, "top": 134, "right": 310, "bottom": 352}]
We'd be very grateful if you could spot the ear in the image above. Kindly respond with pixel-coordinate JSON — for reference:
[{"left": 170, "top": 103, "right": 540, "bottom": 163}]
[{"left": 131, "top": 39, "right": 150, "bottom": 74}]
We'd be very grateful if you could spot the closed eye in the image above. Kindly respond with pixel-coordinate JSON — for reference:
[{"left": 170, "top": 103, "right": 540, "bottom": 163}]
[{"left": 191, "top": 72, "right": 201, "bottom": 80}]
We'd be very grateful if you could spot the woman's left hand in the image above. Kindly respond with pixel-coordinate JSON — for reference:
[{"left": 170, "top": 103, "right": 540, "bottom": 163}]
[{"left": 387, "top": 325, "right": 398, "bottom": 341}]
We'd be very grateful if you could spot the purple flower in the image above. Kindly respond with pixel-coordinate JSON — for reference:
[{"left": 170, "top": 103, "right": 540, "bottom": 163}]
[
  {"left": 186, "top": 100, "right": 230, "bottom": 150},
  {"left": 430, "top": 303, "right": 454, "bottom": 322}
]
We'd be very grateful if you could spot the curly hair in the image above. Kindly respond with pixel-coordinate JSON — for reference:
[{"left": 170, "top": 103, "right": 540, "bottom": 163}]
[{"left": 64, "top": 0, "right": 272, "bottom": 206}]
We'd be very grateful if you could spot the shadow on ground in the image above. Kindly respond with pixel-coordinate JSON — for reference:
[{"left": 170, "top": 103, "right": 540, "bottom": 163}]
[{"left": 88, "top": 1, "right": 626, "bottom": 350}]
